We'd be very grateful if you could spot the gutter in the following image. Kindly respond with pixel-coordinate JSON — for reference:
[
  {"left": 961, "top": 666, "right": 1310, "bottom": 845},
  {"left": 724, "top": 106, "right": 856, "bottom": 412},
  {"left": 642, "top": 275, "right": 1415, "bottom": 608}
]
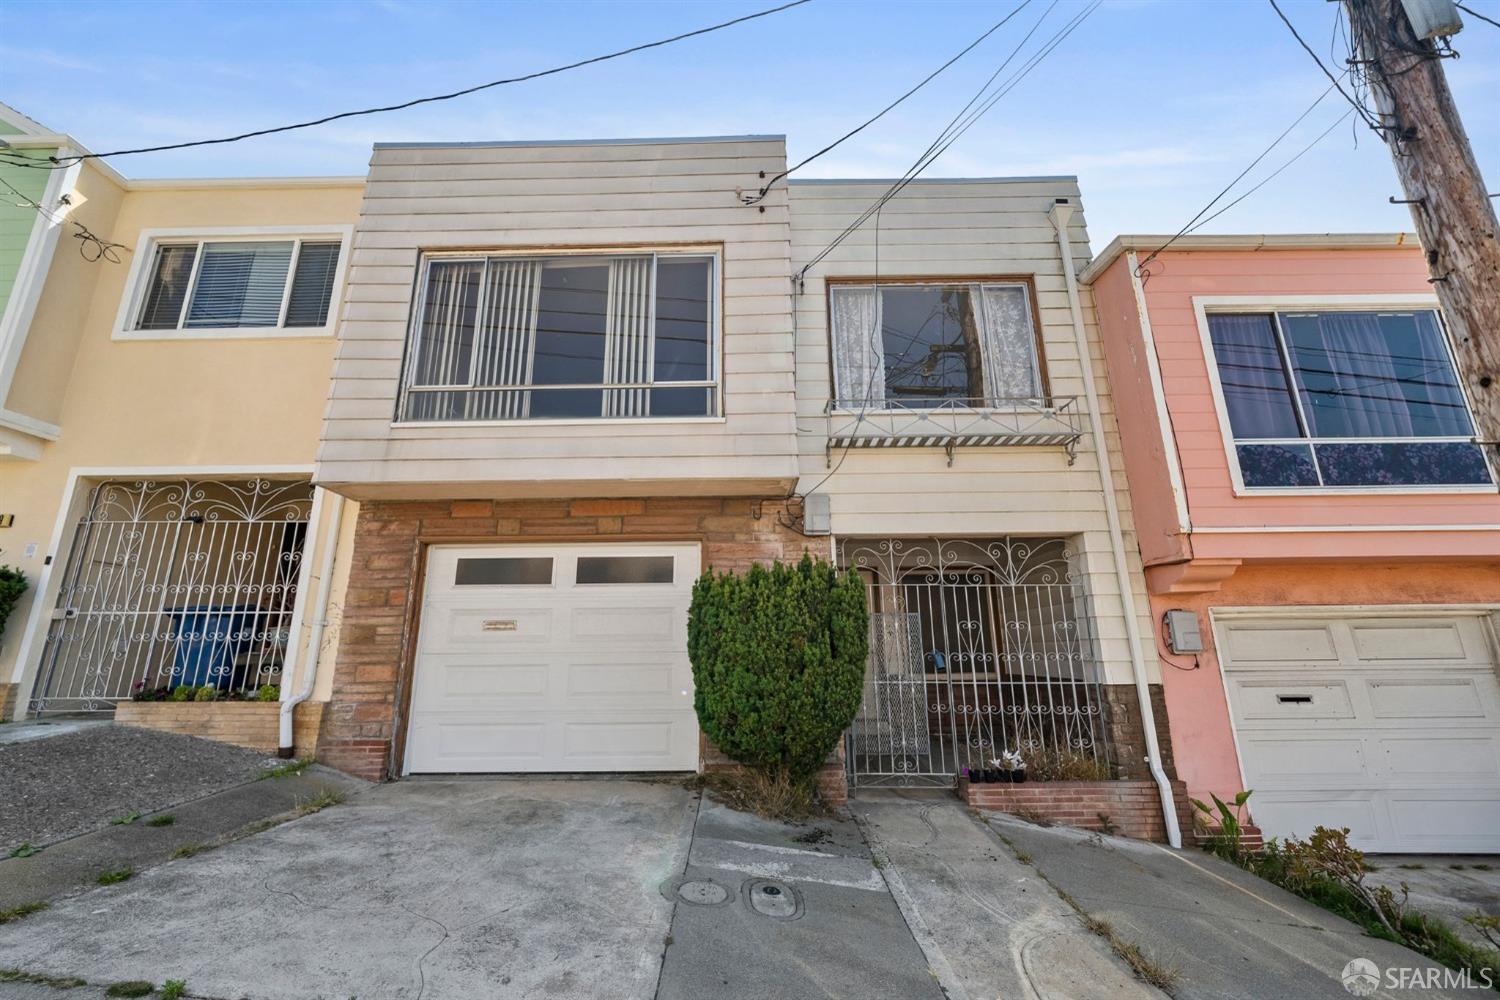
[
  {"left": 278, "top": 491, "right": 345, "bottom": 758},
  {"left": 1049, "top": 202, "right": 1183, "bottom": 848}
]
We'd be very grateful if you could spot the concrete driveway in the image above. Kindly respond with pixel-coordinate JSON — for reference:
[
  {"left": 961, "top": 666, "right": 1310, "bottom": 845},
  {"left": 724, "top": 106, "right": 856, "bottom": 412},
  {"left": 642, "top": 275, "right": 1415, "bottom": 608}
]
[{"left": 0, "top": 779, "right": 697, "bottom": 1000}]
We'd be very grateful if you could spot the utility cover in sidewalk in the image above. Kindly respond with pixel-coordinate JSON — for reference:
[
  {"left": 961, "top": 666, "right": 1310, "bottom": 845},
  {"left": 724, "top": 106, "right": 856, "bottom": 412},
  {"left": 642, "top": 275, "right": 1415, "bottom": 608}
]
[
  {"left": 678, "top": 880, "right": 731, "bottom": 905},
  {"left": 745, "top": 878, "right": 801, "bottom": 919}
]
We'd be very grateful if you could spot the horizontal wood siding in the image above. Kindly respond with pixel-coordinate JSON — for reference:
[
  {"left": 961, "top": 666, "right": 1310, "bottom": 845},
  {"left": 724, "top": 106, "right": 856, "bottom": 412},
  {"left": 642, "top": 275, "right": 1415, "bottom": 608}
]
[
  {"left": 317, "top": 138, "right": 799, "bottom": 495},
  {"left": 788, "top": 179, "right": 1153, "bottom": 685}
]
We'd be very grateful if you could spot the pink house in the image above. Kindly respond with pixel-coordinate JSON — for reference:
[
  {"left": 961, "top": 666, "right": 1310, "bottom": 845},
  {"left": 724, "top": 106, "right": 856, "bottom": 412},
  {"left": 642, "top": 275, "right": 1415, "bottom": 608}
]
[{"left": 1083, "top": 234, "right": 1500, "bottom": 854}]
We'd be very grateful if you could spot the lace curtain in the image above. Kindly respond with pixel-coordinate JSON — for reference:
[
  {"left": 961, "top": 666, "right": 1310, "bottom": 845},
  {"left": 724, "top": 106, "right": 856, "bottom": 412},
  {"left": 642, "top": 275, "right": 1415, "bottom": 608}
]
[
  {"left": 977, "top": 284, "right": 1041, "bottom": 402},
  {"left": 831, "top": 285, "right": 885, "bottom": 408}
]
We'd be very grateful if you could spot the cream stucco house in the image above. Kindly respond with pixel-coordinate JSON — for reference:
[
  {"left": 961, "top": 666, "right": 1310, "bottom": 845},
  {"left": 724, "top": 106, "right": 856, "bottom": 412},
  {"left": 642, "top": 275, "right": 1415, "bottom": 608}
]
[{"left": 0, "top": 112, "right": 1178, "bottom": 833}]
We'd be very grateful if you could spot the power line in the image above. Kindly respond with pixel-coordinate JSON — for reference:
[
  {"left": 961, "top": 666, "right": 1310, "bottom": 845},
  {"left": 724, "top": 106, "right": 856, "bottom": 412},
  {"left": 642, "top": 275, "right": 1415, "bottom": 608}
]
[
  {"left": 38, "top": 0, "right": 812, "bottom": 167},
  {"left": 1134, "top": 81, "right": 1347, "bottom": 281},
  {"left": 0, "top": 176, "right": 127, "bottom": 262},
  {"left": 1267, "top": 0, "right": 1386, "bottom": 133},
  {"left": 742, "top": 0, "right": 1035, "bottom": 204},
  {"left": 1457, "top": 3, "right": 1500, "bottom": 28}
]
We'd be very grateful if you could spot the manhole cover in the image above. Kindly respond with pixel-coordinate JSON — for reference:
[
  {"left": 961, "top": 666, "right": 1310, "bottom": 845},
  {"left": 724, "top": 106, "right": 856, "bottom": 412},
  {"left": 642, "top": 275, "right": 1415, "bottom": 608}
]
[
  {"left": 745, "top": 878, "right": 801, "bottom": 919},
  {"left": 678, "top": 879, "right": 730, "bottom": 905}
]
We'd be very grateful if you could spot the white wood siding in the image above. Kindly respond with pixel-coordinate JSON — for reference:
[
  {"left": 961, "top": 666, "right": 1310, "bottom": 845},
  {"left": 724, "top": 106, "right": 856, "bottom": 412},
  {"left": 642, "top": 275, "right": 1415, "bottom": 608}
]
[
  {"left": 788, "top": 179, "right": 1153, "bottom": 685},
  {"left": 317, "top": 138, "right": 799, "bottom": 498}
]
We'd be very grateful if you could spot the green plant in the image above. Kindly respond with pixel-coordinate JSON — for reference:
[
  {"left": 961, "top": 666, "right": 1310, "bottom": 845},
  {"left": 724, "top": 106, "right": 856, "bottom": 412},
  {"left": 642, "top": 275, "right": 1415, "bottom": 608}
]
[
  {"left": 171, "top": 844, "right": 203, "bottom": 859},
  {"left": 0, "top": 967, "right": 86, "bottom": 988},
  {"left": 96, "top": 866, "right": 134, "bottom": 886},
  {"left": 160, "top": 979, "right": 188, "bottom": 1000},
  {"left": 146, "top": 814, "right": 176, "bottom": 827},
  {"left": 8, "top": 842, "right": 39, "bottom": 858},
  {"left": 256, "top": 683, "right": 280, "bottom": 702},
  {"left": 1096, "top": 813, "right": 1118, "bottom": 836},
  {"left": 0, "top": 566, "right": 29, "bottom": 646},
  {"left": 111, "top": 812, "right": 142, "bottom": 826},
  {"left": 193, "top": 685, "right": 220, "bottom": 702},
  {"left": 687, "top": 555, "right": 868, "bottom": 795},
  {"left": 0, "top": 901, "right": 47, "bottom": 924},
  {"left": 167, "top": 685, "right": 195, "bottom": 702},
  {"left": 105, "top": 982, "right": 154, "bottom": 998},
  {"left": 259, "top": 757, "right": 313, "bottom": 780},
  {"left": 1191, "top": 789, "right": 1254, "bottom": 863},
  {"left": 295, "top": 790, "right": 346, "bottom": 815},
  {"left": 1467, "top": 913, "right": 1500, "bottom": 949}
]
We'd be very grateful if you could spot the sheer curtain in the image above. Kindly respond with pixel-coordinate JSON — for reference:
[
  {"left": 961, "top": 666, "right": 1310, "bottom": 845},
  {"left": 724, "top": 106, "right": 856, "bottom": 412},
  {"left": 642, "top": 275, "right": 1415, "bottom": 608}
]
[
  {"left": 1206, "top": 313, "right": 1302, "bottom": 439},
  {"left": 977, "top": 284, "right": 1041, "bottom": 403},
  {"left": 831, "top": 285, "right": 884, "bottom": 409}
]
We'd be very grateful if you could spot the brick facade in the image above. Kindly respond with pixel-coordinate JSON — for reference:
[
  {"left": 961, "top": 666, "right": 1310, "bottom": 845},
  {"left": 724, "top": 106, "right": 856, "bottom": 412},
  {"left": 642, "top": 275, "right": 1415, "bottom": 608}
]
[
  {"left": 115, "top": 701, "right": 326, "bottom": 756},
  {"left": 317, "top": 496, "right": 821, "bottom": 783},
  {"left": 0, "top": 682, "right": 17, "bottom": 721},
  {"left": 962, "top": 777, "right": 1195, "bottom": 844},
  {"left": 1101, "top": 683, "right": 1176, "bottom": 780}
]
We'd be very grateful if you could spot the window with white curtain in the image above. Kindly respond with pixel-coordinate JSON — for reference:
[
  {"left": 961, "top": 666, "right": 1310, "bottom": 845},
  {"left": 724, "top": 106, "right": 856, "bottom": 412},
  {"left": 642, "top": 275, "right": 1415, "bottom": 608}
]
[
  {"left": 829, "top": 281, "right": 1044, "bottom": 410},
  {"left": 133, "top": 237, "right": 344, "bottom": 333},
  {"left": 1205, "top": 309, "right": 1491, "bottom": 488},
  {"left": 398, "top": 252, "right": 717, "bottom": 422}
]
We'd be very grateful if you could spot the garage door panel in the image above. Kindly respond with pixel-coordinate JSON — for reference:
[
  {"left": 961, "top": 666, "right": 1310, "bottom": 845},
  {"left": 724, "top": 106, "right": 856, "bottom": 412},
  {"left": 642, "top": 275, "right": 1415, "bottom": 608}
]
[
  {"left": 561, "top": 719, "right": 686, "bottom": 766},
  {"left": 1349, "top": 621, "right": 1469, "bottom": 662},
  {"left": 567, "top": 655, "right": 679, "bottom": 697},
  {"left": 1238, "top": 736, "right": 1368, "bottom": 785},
  {"left": 427, "top": 658, "right": 552, "bottom": 700},
  {"left": 422, "top": 606, "right": 556, "bottom": 649},
  {"left": 410, "top": 719, "right": 549, "bottom": 770},
  {"left": 1222, "top": 611, "right": 1500, "bottom": 853},
  {"left": 1381, "top": 736, "right": 1500, "bottom": 779},
  {"left": 1368, "top": 678, "right": 1490, "bottom": 720},
  {"left": 1221, "top": 623, "right": 1339, "bottom": 665},
  {"left": 569, "top": 604, "right": 678, "bottom": 641},
  {"left": 1230, "top": 680, "right": 1354, "bottom": 721}
]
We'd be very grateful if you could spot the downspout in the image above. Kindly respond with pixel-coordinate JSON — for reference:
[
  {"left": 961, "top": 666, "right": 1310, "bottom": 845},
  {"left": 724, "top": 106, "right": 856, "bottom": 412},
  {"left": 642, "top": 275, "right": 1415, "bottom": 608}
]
[
  {"left": 278, "top": 491, "right": 345, "bottom": 758},
  {"left": 1048, "top": 202, "right": 1182, "bottom": 848}
]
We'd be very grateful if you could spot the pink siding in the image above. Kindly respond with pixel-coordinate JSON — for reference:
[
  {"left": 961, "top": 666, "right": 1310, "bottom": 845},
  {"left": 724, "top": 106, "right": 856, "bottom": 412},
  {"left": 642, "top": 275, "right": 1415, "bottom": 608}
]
[{"left": 1094, "top": 246, "right": 1500, "bottom": 562}]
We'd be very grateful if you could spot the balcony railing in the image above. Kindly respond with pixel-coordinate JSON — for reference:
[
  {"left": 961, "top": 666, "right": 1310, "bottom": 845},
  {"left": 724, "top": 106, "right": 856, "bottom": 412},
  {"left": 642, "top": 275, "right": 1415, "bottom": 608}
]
[{"left": 824, "top": 396, "right": 1084, "bottom": 466}]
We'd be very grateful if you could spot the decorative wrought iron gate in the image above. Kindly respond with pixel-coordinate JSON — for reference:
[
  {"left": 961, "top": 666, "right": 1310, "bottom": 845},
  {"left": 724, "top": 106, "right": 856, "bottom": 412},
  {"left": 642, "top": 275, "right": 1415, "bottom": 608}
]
[
  {"left": 841, "top": 537, "right": 1111, "bottom": 788},
  {"left": 30, "top": 479, "right": 314, "bottom": 715}
]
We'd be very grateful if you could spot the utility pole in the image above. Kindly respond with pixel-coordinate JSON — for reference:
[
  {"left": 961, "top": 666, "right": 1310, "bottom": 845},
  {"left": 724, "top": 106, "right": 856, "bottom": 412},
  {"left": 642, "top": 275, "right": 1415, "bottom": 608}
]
[{"left": 1344, "top": 0, "right": 1500, "bottom": 457}]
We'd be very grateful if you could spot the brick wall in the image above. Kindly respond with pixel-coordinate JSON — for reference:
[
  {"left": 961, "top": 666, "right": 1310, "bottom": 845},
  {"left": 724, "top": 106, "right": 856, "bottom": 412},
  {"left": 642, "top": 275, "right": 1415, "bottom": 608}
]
[
  {"left": 318, "top": 496, "right": 820, "bottom": 783},
  {"left": 963, "top": 777, "right": 1194, "bottom": 844},
  {"left": 114, "top": 701, "right": 326, "bottom": 756},
  {"left": 0, "top": 682, "right": 16, "bottom": 721},
  {"left": 1102, "top": 683, "right": 1177, "bottom": 780}
]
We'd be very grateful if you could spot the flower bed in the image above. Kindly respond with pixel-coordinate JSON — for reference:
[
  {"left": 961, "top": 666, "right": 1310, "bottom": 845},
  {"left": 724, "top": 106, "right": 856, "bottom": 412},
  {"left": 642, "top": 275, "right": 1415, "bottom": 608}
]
[
  {"left": 960, "top": 775, "right": 1194, "bottom": 844},
  {"left": 113, "top": 700, "right": 325, "bottom": 756}
]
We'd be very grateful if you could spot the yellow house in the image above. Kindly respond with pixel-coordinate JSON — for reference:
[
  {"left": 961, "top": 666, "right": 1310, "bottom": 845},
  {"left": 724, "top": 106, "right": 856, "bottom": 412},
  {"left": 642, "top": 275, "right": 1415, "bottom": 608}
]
[{"left": 0, "top": 103, "right": 362, "bottom": 755}]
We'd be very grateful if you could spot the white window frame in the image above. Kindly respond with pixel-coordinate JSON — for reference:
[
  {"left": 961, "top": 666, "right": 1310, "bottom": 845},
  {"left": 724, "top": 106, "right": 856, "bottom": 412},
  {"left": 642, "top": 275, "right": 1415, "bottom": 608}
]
[
  {"left": 112, "top": 225, "right": 353, "bottom": 341},
  {"left": 1192, "top": 294, "right": 1495, "bottom": 496},
  {"left": 394, "top": 246, "right": 723, "bottom": 426},
  {"left": 828, "top": 279, "right": 1045, "bottom": 414}
]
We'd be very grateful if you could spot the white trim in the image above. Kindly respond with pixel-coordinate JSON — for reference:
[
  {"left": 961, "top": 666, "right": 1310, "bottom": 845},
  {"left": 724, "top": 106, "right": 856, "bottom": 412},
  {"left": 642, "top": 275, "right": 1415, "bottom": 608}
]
[
  {"left": 1191, "top": 523, "right": 1499, "bottom": 534},
  {"left": 1126, "top": 250, "right": 1190, "bottom": 533},
  {"left": 0, "top": 102, "right": 55, "bottom": 136},
  {"left": 0, "top": 407, "right": 60, "bottom": 440},
  {"left": 390, "top": 416, "right": 728, "bottom": 430},
  {"left": 1190, "top": 294, "right": 1493, "bottom": 497},
  {"left": 7, "top": 464, "right": 318, "bottom": 708},
  {"left": 1210, "top": 603, "right": 1500, "bottom": 619},
  {"left": 1207, "top": 610, "right": 1251, "bottom": 793},
  {"left": 1080, "top": 233, "right": 1420, "bottom": 285},
  {"left": 0, "top": 145, "right": 82, "bottom": 414},
  {"left": 111, "top": 225, "right": 353, "bottom": 342},
  {"left": 125, "top": 177, "right": 364, "bottom": 190}
]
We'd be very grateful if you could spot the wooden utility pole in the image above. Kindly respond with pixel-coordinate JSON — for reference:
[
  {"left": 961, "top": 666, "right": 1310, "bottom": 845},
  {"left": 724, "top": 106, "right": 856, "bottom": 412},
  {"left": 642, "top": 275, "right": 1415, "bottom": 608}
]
[{"left": 1345, "top": 0, "right": 1500, "bottom": 457}]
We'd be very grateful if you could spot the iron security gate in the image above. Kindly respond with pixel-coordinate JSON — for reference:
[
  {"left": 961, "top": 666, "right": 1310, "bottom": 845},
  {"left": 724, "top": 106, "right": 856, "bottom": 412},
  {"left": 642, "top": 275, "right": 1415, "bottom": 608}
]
[
  {"left": 30, "top": 479, "right": 314, "bottom": 715},
  {"left": 842, "top": 537, "right": 1111, "bottom": 788}
]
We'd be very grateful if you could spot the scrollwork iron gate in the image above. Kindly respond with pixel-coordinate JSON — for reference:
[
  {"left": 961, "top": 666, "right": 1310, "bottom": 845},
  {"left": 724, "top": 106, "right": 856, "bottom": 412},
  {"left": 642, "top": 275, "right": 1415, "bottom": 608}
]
[
  {"left": 29, "top": 478, "right": 314, "bottom": 715},
  {"left": 842, "top": 537, "right": 1111, "bottom": 788}
]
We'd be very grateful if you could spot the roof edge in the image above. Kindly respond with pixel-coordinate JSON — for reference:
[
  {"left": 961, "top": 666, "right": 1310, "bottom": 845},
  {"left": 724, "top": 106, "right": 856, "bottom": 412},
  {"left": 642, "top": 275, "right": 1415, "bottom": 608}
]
[
  {"left": 1080, "top": 232, "right": 1421, "bottom": 284},
  {"left": 373, "top": 134, "right": 785, "bottom": 150},
  {"left": 126, "top": 176, "right": 366, "bottom": 190},
  {"left": 789, "top": 175, "right": 1078, "bottom": 185}
]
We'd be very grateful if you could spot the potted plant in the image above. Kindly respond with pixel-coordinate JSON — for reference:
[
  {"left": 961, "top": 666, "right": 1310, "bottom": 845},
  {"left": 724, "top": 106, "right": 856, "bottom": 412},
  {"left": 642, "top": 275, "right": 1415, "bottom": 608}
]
[{"left": 1001, "top": 749, "right": 1027, "bottom": 784}]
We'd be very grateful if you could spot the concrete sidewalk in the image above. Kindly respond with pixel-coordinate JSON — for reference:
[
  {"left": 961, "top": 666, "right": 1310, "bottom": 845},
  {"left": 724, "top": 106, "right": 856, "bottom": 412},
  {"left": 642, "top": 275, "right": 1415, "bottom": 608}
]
[
  {"left": 988, "top": 812, "right": 1481, "bottom": 1000},
  {"left": 853, "top": 791, "right": 1161, "bottom": 1000}
]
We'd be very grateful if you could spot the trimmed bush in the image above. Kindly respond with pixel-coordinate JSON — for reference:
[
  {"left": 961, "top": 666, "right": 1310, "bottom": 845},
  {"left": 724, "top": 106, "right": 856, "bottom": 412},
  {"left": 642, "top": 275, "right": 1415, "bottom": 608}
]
[
  {"left": 0, "top": 566, "right": 27, "bottom": 646},
  {"left": 688, "top": 555, "right": 868, "bottom": 787}
]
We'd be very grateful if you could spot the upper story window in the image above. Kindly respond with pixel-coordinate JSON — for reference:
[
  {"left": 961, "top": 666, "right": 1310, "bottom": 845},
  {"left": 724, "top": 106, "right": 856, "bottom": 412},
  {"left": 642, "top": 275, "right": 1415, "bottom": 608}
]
[
  {"left": 398, "top": 251, "right": 717, "bottom": 422},
  {"left": 829, "top": 281, "right": 1043, "bottom": 410},
  {"left": 1205, "top": 309, "right": 1491, "bottom": 489},
  {"left": 128, "top": 235, "right": 345, "bottom": 337}
]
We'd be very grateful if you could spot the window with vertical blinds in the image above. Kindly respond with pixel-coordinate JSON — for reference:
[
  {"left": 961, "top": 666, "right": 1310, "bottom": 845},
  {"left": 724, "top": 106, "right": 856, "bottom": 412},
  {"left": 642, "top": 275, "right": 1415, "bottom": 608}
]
[
  {"left": 132, "top": 236, "right": 343, "bottom": 333},
  {"left": 398, "top": 252, "right": 717, "bottom": 422}
]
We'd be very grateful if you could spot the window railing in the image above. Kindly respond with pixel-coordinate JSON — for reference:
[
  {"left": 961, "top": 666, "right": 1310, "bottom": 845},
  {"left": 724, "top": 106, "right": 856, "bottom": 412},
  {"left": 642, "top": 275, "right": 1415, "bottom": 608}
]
[{"left": 824, "top": 396, "right": 1083, "bottom": 466}]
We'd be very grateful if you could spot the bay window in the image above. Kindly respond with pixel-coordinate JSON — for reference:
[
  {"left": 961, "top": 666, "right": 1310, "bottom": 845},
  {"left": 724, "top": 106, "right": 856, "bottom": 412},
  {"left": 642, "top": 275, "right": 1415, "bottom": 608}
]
[
  {"left": 399, "top": 252, "right": 717, "bottom": 421},
  {"left": 1206, "top": 309, "right": 1490, "bottom": 488},
  {"left": 830, "top": 281, "right": 1043, "bottom": 410}
]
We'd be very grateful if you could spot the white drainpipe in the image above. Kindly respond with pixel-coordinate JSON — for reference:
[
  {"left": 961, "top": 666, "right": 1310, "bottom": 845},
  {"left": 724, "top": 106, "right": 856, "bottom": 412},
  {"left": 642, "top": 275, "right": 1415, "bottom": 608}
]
[
  {"left": 279, "top": 491, "right": 345, "bottom": 758},
  {"left": 1048, "top": 201, "right": 1182, "bottom": 848}
]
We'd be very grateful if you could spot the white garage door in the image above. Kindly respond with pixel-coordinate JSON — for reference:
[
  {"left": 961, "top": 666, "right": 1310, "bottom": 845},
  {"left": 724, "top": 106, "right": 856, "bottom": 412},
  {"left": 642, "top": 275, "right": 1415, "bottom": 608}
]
[
  {"left": 405, "top": 543, "right": 700, "bottom": 774},
  {"left": 1221, "top": 612, "right": 1500, "bottom": 853}
]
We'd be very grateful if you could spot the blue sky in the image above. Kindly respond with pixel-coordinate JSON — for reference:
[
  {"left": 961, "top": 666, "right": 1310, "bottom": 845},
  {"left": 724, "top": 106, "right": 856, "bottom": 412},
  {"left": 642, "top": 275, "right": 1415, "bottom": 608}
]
[{"left": 2, "top": 0, "right": 1496, "bottom": 252}]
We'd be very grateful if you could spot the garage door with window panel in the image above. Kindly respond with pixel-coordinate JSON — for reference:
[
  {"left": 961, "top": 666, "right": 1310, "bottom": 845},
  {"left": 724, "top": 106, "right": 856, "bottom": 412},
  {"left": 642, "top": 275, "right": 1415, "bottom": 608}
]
[
  {"left": 1220, "top": 612, "right": 1500, "bottom": 853},
  {"left": 406, "top": 543, "right": 701, "bottom": 774}
]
